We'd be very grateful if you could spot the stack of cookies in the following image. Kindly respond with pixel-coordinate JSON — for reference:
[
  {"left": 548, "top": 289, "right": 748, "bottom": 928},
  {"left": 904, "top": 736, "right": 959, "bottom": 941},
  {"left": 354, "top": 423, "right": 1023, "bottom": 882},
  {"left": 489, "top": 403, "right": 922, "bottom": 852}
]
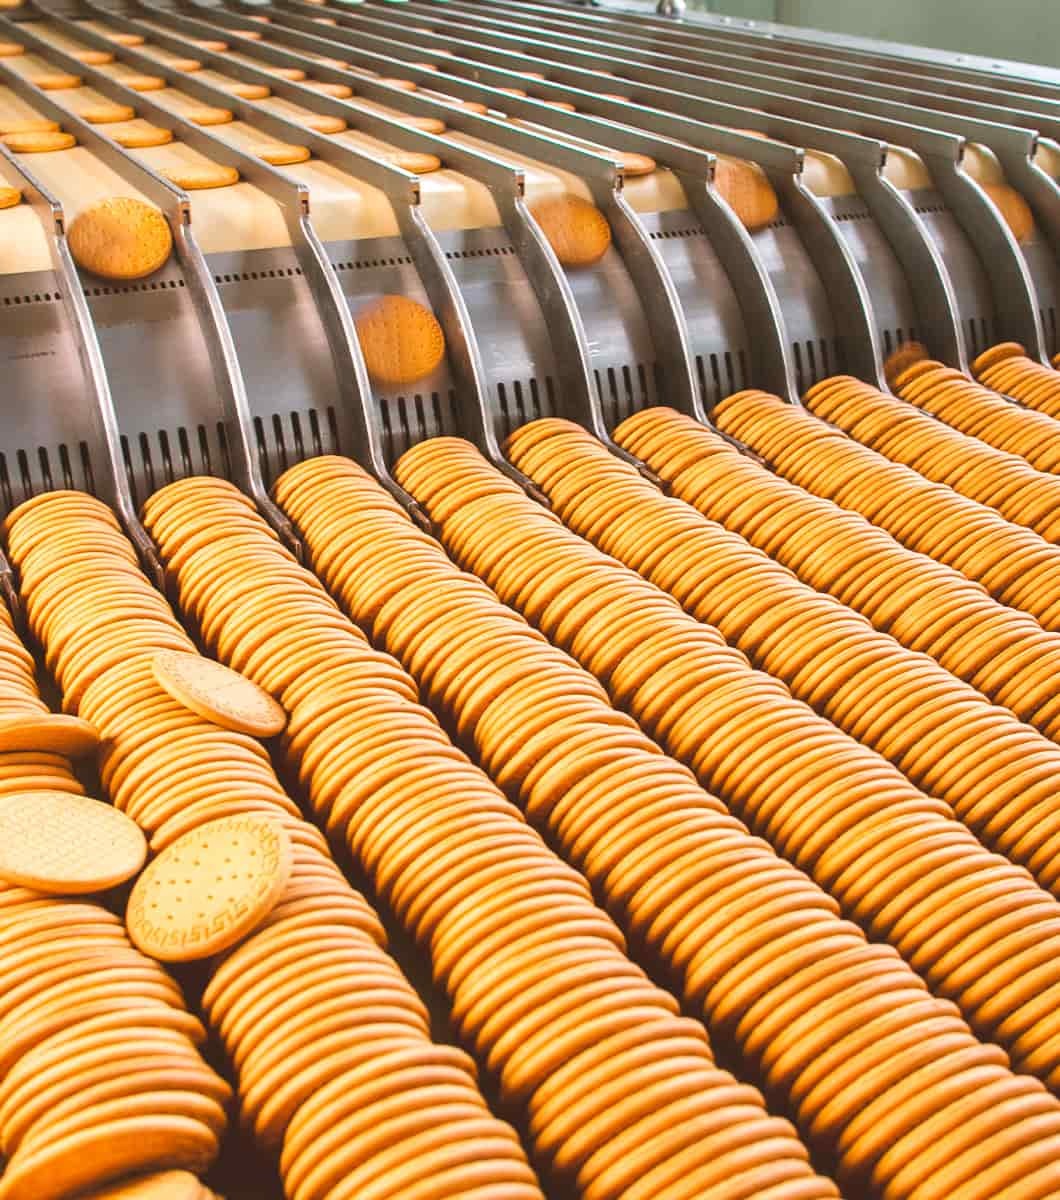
[
  {"left": 973, "top": 342, "right": 1060, "bottom": 418},
  {"left": 612, "top": 404, "right": 1060, "bottom": 741},
  {"left": 890, "top": 357, "right": 1060, "bottom": 473},
  {"left": 8, "top": 487, "right": 535, "bottom": 1199},
  {"left": 713, "top": 390, "right": 1060, "bottom": 634},
  {"left": 277, "top": 449, "right": 1060, "bottom": 1199},
  {"left": 146, "top": 471, "right": 839, "bottom": 1200},
  {"left": 801, "top": 376, "right": 1060, "bottom": 543},
  {"left": 0, "top": 520, "right": 228, "bottom": 1197}
]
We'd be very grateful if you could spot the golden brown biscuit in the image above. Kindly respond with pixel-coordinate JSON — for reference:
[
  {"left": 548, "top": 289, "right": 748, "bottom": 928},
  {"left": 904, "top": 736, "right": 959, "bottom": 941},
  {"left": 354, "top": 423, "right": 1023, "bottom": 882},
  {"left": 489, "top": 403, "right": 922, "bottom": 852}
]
[
  {"left": 2, "top": 131, "right": 76, "bottom": 153},
  {"left": 30, "top": 72, "right": 82, "bottom": 90},
  {"left": 0, "top": 791, "right": 146, "bottom": 894},
  {"left": 159, "top": 164, "right": 240, "bottom": 190},
  {"left": 384, "top": 149, "right": 441, "bottom": 174},
  {"left": 616, "top": 151, "right": 655, "bottom": 177},
  {"left": 122, "top": 74, "right": 166, "bottom": 92},
  {"left": 528, "top": 193, "right": 612, "bottom": 267},
  {"left": 0, "top": 117, "right": 60, "bottom": 134},
  {"left": 71, "top": 49, "right": 115, "bottom": 65},
  {"left": 981, "top": 182, "right": 1035, "bottom": 243},
  {"left": 78, "top": 102, "right": 136, "bottom": 125},
  {"left": 252, "top": 142, "right": 311, "bottom": 166},
  {"left": 883, "top": 340, "right": 929, "bottom": 388},
  {"left": 184, "top": 106, "right": 234, "bottom": 126},
  {"left": 302, "top": 114, "right": 347, "bottom": 134},
  {"left": 152, "top": 650, "right": 286, "bottom": 737},
  {"left": 354, "top": 294, "right": 446, "bottom": 386},
  {"left": 0, "top": 41, "right": 24, "bottom": 56},
  {"left": 305, "top": 81, "right": 353, "bottom": 99},
  {"left": 0, "top": 186, "right": 21, "bottom": 210},
  {"left": 106, "top": 32, "right": 146, "bottom": 47},
  {"left": 68, "top": 197, "right": 173, "bottom": 281},
  {"left": 127, "top": 813, "right": 292, "bottom": 961},
  {"left": 107, "top": 122, "right": 174, "bottom": 149},
  {"left": 223, "top": 82, "right": 270, "bottom": 100},
  {"left": 713, "top": 155, "right": 780, "bottom": 232},
  {"left": 190, "top": 39, "right": 228, "bottom": 52}
]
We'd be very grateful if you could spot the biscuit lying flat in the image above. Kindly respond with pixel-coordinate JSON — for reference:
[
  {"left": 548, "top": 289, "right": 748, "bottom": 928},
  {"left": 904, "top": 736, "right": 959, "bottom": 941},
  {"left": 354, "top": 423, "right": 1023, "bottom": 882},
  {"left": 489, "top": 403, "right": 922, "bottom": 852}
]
[
  {"left": 0, "top": 41, "right": 24, "bottom": 56},
  {"left": 185, "top": 106, "right": 234, "bottom": 127},
  {"left": 2, "top": 131, "right": 76, "bottom": 153},
  {"left": 252, "top": 142, "right": 311, "bottom": 166},
  {"left": 529, "top": 193, "right": 612, "bottom": 267},
  {"left": 66, "top": 98, "right": 135, "bottom": 125},
  {"left": 355, "top": 294, "right": 446, "bottom": 386},
  {"left": 107, "top": 121, "right": 173, "bottom": 150},
  {"left": 304, "top": 81, "right": 353, "bottom": 99},
  {"left": 30, "top": 72, "right": 82, "bottom": 90},
  {"left": 0, "top": 117, "right": 59, "bottom": 134},
  {"left": 159, "top": 163, "right": 240, "bottom": 190},
  {"left": 68, "top": 197, "right": 173, "bottom": 281},
  {"left": 0, "top": 186, "right": 20, "bottom": 209}
]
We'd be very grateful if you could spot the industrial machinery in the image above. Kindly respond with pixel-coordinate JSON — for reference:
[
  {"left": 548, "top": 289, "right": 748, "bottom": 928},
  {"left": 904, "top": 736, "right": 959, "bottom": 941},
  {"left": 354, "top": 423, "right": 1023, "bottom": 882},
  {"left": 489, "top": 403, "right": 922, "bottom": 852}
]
[
  {"left": 1, "top": 0, "right": 1056, "bottom": 560},
  {"left": 3, "top": 2, "right": 1060, "bottom": 1197}
]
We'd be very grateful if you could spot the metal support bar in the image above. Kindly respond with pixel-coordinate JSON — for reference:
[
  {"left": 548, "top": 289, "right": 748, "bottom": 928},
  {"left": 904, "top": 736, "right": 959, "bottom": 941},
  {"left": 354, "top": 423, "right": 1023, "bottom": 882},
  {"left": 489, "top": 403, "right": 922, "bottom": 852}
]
[
  {"left": 274, "top": 0, "right": 954, "bottom": 378},
  {"left": 1, "top": 14, "right": 304, "bottom": 544}
]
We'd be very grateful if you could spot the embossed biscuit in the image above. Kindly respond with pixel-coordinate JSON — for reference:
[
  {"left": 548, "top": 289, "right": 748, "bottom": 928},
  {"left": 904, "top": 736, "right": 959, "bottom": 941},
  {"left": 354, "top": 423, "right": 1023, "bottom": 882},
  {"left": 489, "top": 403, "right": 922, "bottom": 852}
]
[
  {"left": 528, "top": 193, "right": 612, "bottom": 268},
  {"left": 152, "top": 651, "right": 286, "bottom": 737},
  {"left": 354, "top": 294, "right": 446, "bottom": 386},
  {"left": 127, "top": 814, "right": 292, "bottom": 961},
  {"left": 68, "top": 197, "right": 173, "bottom": 281}
]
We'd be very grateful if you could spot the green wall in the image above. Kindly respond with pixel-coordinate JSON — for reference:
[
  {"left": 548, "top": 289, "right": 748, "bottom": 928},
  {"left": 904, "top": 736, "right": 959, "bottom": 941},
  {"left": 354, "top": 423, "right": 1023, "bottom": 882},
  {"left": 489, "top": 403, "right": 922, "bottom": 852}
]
[{"left": 696, "top": 0, "right": 1060, "bottom": 71}]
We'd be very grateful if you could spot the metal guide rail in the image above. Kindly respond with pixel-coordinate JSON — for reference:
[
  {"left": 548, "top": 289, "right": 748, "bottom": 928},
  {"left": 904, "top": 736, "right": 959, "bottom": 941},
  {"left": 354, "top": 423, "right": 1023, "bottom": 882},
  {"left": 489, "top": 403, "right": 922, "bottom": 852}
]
[{"left": 0, "top": 0, "right": 1056, "bottom": 558}]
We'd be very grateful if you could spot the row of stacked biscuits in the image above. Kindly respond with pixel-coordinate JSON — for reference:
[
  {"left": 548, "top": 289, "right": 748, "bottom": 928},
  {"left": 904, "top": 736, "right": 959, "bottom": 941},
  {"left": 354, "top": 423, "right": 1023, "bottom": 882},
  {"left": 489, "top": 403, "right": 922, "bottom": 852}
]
[
  {"left": 269, "top": 449, "right": 1060, "bottom": 1197},
  {"left": 0, "top": 548, "right": 228, "bottom": 1200},
  {"left": 2, "top": 338, "right": 1060, "bottom": 1195},
  {"left": 0, "top": 492, "right": 537, "bottom": 1199}
]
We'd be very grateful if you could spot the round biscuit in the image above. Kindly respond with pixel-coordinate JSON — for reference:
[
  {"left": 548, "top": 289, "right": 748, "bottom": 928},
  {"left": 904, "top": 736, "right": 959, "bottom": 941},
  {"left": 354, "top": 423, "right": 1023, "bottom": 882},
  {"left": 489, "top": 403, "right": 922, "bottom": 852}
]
[
  {"left": 0, "top": 791, "right": 146, "bottom": 895},
  {"left": 126, "top": 814, "right": 292, "bottom": 961},
  {"left": 0, "top": 712, "right": 99, "bottom": 756},
  {"left": 0, "top": 118, "right": 59, "bottom": 134},
  {"left": 68, "top": 197, "right": 173, "bottom": 281},
  {"left": 158, "top": 163, "right": 239, "bottom": 190},
  {"left": 252, "top": 142, "right": 311, "bottom": 166},
  {"left": 354, "top": 294, "right": 446, "bottom": 386},
  {"left": 79, "top": 102, "right": 135, "bottom": 124},
  {"left": 32, "top": 72, "right": 82, "bottom": 90},
  {"left": 185, "top": 106, "right": 233, "bottom": 126},
  {"left": 108, "top": 122, "right": 174, "bottom": 150},
  {"left": 528, "top": 193, "right": 612, "bottom": 267},
  {"left": 981, "top": 181, "right": 1035, "bottom": 243},
  {"left": 0, "top": 186, "right": 20, "bottom": 210},
  {"left": 152, "top": 650, "right": 286, "bottom": 737},
  {"left": 2, "top": 131, "right": 76, "bottom": 153}
]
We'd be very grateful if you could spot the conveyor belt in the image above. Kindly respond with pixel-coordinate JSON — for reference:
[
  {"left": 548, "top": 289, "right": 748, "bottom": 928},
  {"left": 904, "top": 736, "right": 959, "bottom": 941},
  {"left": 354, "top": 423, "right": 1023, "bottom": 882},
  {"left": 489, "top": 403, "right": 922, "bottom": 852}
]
[{"left": 2, "top": 2, "right": 1060, "bottom": 1197}]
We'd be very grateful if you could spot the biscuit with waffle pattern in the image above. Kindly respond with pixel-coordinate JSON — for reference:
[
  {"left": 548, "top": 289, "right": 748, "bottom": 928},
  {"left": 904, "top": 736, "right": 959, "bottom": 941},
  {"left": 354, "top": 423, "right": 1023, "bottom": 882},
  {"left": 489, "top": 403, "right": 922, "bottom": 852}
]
[{"left": 0, "top": 791, "right": 147, "bottom": 895}]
